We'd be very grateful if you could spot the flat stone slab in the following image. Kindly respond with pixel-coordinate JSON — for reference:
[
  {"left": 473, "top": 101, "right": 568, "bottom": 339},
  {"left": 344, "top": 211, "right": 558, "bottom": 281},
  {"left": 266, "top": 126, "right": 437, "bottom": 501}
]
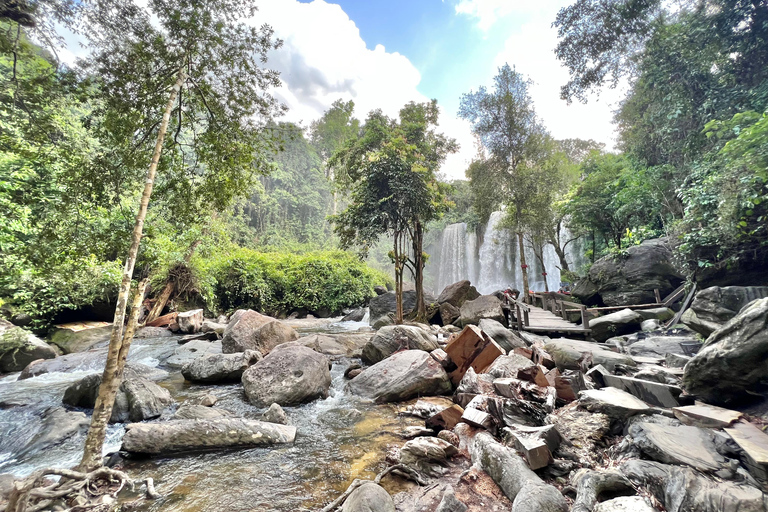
[
  {"left": 579, "top": 387, "right": 650, "bottom": 419},
  {"left": 673, "top": 403, "right": 743, "bottom": 428},
  {"left": 629, "top": 422, "right": 728, "bottom": 473},
  {"left": 725, "top": 420, "right": 768, "bottom": 482},
  {"left": 603, "top": 374, "right": 681, "bottom": 408}
]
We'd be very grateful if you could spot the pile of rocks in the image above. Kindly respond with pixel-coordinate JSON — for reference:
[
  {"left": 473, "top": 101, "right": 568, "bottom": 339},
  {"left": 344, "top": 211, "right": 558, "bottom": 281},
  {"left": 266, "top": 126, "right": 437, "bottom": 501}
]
[{"left": 336, "top": 286, "right": 768, "bottom": 512}]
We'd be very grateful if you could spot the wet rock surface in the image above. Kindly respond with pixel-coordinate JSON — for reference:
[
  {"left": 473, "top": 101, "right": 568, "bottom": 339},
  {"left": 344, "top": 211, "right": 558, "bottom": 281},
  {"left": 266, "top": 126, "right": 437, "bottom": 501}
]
[{"left": 348, "top": 350, "right": 452, "bottom": 402}]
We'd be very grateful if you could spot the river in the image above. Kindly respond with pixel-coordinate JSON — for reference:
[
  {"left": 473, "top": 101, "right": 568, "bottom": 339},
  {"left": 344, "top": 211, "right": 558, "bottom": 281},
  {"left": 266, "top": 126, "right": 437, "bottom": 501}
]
[{"left": 0, "top": 317, "right": 424, "bottom": 511}]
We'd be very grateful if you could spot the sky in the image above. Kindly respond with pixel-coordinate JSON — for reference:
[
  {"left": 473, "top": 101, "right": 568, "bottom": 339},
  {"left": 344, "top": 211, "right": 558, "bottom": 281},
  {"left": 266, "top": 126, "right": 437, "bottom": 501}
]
[
  {"left": 56, "top": 0, "right": 626, "bottom": 180},
  {"left": 254, "top": 0, "right": 627, "bottom": 179}
]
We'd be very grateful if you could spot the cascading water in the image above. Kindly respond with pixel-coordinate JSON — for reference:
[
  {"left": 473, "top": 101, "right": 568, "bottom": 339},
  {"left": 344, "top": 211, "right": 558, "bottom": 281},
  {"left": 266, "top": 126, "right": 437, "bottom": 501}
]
[{"left": 426, "top": 211, "right": 585, "bottom": 295}]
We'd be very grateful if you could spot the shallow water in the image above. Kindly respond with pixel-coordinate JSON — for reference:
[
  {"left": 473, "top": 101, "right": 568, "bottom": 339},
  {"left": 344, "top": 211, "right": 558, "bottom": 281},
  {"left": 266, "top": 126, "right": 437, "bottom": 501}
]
[{"left": 0, "top": 320, "right": 422, "bottom": 511}]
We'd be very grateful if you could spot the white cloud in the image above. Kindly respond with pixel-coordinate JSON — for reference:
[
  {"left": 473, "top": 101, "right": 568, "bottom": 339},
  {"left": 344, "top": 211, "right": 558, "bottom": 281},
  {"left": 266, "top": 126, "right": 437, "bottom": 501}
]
[
  {"left": 454, "top": 0, "right": 516, "bottom": 31},
  {"left": 254, "top": 0, "right": 475, "bottom": 179}
]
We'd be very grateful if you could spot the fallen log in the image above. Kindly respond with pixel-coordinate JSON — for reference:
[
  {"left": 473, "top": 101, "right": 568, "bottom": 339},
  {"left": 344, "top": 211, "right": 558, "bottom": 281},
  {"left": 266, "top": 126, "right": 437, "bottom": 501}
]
[{"left": 121, "top": 418, "right": 296, "bottom": 454}]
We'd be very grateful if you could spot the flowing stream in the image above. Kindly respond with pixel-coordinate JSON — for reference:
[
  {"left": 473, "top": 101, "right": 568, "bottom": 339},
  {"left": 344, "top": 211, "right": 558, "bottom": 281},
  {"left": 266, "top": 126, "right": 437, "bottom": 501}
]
[{"left": 0, "top": 318, "right": 423, "bottom": 511}]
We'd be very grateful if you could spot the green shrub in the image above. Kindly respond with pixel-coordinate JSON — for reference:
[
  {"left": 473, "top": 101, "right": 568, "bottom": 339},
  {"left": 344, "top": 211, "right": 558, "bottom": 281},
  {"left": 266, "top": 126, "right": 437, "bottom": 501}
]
[{"left": 208, "top": 249, "right": 388, "bottom": 316}]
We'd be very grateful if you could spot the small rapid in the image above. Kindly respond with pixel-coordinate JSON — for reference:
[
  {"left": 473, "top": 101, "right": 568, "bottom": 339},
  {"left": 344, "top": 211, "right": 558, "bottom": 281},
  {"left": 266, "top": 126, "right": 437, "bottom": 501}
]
[{"left": 0, "top": 318, "right": 421, "bottom": 511}]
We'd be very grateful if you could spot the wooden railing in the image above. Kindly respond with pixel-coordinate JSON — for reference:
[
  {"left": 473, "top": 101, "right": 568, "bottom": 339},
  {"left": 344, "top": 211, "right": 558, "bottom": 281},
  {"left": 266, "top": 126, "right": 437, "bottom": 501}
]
[
  {"left": 532, "top": 292, "right": 590, "bottom": 329},
  {"left": 512, "top": 298, "right": 530, "bottom": 331}
]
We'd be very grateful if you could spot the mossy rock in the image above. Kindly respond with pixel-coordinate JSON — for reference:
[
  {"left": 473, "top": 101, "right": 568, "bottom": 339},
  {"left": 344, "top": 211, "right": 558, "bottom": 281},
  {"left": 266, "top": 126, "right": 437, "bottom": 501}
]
[{"left": 0, "top": 321, "right": 57, "bottom": 372}]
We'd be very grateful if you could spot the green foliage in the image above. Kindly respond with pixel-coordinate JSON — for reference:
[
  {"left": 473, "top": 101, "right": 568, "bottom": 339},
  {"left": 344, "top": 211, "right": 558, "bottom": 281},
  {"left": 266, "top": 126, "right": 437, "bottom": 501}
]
[{"left": 209, "top": 249, "right": 388, "bottom": 316}]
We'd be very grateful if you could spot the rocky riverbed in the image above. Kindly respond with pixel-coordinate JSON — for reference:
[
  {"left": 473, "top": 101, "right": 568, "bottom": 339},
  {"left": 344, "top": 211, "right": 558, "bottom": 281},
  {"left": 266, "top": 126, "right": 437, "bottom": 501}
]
[{"left": 1, "top": 280, "right": 768, "bottom": 512}]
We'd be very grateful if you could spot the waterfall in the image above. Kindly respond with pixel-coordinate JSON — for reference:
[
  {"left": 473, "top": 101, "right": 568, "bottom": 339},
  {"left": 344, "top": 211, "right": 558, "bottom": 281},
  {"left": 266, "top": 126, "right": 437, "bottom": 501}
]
[{"left": 426, "top": 212, "right": 586, "bottom": 295}]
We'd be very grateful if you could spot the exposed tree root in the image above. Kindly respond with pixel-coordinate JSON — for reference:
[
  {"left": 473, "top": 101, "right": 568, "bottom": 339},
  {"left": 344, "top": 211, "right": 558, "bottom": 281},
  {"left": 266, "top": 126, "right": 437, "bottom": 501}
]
[
  {"left": 2, "top": 467, "right": 159, "bottom": 512},
  {"left": 319, "top": 464, "right": 427, "bottom": 512}
]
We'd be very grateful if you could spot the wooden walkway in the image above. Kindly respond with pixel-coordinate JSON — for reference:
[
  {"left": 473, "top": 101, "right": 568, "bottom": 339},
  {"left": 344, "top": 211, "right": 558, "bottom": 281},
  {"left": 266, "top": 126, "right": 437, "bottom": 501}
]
[{"left": 509, "top": 294, "right": 591, "bottom": 335}]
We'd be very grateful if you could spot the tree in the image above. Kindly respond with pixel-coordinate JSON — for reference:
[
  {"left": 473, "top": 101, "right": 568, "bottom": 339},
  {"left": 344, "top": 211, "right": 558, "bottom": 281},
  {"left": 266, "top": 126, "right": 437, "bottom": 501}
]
[
  {"left": 459, "top": 64, "right": 548, "bottom": 299},
  {"left": 77, "top": 0, "right": 283, "bottom": 470},
  {"left": 310, "top": 99, "right": 360, "bottom": 214},
  {"left": 332, "top": 102, "right": 456, "bottom": 322}
]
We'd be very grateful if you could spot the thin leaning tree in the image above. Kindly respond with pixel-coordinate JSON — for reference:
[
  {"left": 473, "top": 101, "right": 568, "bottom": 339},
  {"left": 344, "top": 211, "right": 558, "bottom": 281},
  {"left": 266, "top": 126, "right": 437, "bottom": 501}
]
[{"left": 78, "top": 0, "right": 284, "bottom": 470}]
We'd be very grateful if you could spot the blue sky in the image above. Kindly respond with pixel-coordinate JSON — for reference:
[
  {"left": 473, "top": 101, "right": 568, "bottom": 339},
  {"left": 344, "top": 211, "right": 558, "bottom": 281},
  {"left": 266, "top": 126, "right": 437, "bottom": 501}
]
[{"left": 253, "top": 0, "right": 626, "bottom": 178}]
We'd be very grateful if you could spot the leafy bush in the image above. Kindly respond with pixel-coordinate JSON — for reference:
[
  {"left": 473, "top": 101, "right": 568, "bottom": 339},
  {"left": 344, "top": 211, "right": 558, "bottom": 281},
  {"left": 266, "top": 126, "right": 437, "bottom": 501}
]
[{"left": 205, "top": 249, "right": 389, "bottom": 316}]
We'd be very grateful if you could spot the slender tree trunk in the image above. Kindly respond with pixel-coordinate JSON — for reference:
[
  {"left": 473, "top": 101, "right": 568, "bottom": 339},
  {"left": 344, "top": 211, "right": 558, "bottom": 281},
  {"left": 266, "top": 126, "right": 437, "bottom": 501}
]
[
  {"left": 535, "top": 243, "right": 549, "bottom": 293},
  {"left": 591, "top": 230, "right": 596, "bottom": 263},
  {"left": 394, "top": 231, "right": 404, "bottom": 324},
  {"left": 554, "top": 244, "right": 569, "bottom": 272},
  {"left": 517, "top": 231, "right": 530, "bottom": 301},
  {"left": 79, "top": 66, "right": 186, "bottom": 471},
  {"left": 413, "top": 220, "right": 426, "bottom": 321}
]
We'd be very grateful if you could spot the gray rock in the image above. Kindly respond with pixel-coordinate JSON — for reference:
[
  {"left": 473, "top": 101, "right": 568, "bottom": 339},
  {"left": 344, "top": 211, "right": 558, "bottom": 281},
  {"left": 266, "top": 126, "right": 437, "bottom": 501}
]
[
  {"left": 19, "top": 407, "right": 89, "bottom": 456},
  {"left": 544, "top": 338, "right": 636, "bottom": 372},
  {"left": 348, "top": 350, "right": 452, "bottom": 403},
  {"left": 49, "top": 325, "right": 112, "bottom": 354},
  {"left": 435, "top": 485, "right": 468, "bottom": 512},
  {"left": 636, "top": 307, "right": 675, "bottom": 321},
  {"left": 166, "top": 339, "right": 223, "bottom": 368},
  {"left": 222, "top": 310, "right": 299, "bottom": 354},
  {"left": 241, "top": 342, "right": 331, "bottom": 407},
  {"left": 589, "top": 309, "right": 644, "bottom": 342},
  {"left": 369, "top": 290, "right": 425, "bottom": 327},
  {"left": 683, "top": 297, "right": 768, "bottom": 404},
  {"left": 578, "top": 387, "right": 650, "bottom": 419},
  {"left": 486, "top": 354, "right": 534, "bottom": 378},
  {"left": 621, "top": 459, "right": 767, "bottom": 512},
  {"left": 201, "top": 320, "right": 226, "bottom": 335},
  {"left": 602, "top": 374, "right": 681, "bottom": 408},
  {"left": 459, "top": 295, "right": 505, "bottom": 327},
  {"left": 439, "top": 302, "right": 461, "bottom": 326},
  {"left": 627, "top": 334, "right": 699, "bottom": 358},
  {"left": 479, "top": 319, "right": 526, "bottom": 351},
  {"left": 341, "top": 482, "right": 395, "bottom": 512},
  {"left": 572, "top": 238, "right": 683, "bottom": 307},
  {"left": 665, "top": 352, "right": 691, "bottom": 368},
  {"left": 299, "top": 333, "right": 370, "bottom": 358},
  {"left": 199, "top": 393, "right": 217, "bottom": 406},
  {"left": 341, "top": 308, "right": 366, "bottom": 322},
  {"left": 177, "top": 309, "right": 204, "bottom": 333},
  {"left": 63, "top": 374, "right": 173, "bottom": 423},
  {"left": 640, "top": 319, "right": 660, "bottom": 332},
  {"left": 628, "top": 422, "right": 730, "bottom": 473},
  {"left": 362, "top": 325, "right": 438, "bottom": 364},
  {"left": 399, "top": 436, "right": 458, "bottom": 477},
  {"left": 121, "top": 418, "right": 296, "bottom": 454},
  {"left": 470, "top": 431, "right": 568, "bottom": 512},
  {"left": 682, "top": 285, "right": 768, "bottom": 337},
  {"left": 261, "top": 403, "right": 289, "bottom": 425},
  {"left": 173, "top": 404, "right": 232, "bottom": 420},
  {"left": 594, "top": 497, "right": 655, "bottom": 512},
  {"left": 0, "top": 320, "right": 57, "bottom": 372},
  {"left": 437, "top": 280, "right": 480, "bottom": 308},
  {"left": 181, "top": 350, "right": 261, "bottom": 383}
]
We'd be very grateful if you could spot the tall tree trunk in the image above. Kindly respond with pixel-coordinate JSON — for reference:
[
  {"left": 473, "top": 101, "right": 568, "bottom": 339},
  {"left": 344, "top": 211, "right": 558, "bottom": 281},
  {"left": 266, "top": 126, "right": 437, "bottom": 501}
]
[
  {"left": 591, "top": 230, "right": 596, "bottom": 263},
  {"left": 554, "top": 244, "right": 569, "bottom": 272},
  {"left": 79, "top": 66, "right": 186, "bottom": 471},
  {"left": 394, "top": 231, "right": 404, "bottom": 324},
  {"left": 413, "top": 220, "right": 426, "bottom": 321},
  {"left": 535, "top": 242, "right": 549, "bottom": 293},
  {"left": 517, "top": 231, "right": 530, "bottom": 301}
]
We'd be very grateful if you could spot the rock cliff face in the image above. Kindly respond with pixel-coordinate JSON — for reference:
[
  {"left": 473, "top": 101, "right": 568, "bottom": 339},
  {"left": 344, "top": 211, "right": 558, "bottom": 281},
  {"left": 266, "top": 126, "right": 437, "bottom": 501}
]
[{"left": 572, "top": 238, "right": 683, "bottom": 307}]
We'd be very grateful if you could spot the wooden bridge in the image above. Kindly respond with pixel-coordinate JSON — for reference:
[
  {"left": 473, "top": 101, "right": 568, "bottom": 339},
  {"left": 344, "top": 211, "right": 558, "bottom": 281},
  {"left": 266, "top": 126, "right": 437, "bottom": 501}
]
[{"left": 507, "top": 285, "right": 688, "bottom": 337}]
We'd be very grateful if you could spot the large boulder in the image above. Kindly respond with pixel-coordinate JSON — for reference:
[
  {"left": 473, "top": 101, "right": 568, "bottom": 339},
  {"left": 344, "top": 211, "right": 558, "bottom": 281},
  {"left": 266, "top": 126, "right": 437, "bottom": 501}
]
[
  {"left": 573, "top": 238, "right": 683, "bottom": 307},
  {"left": 17, "top": 407, "right": 89, "bottom": 457},
  {"left": 298, "top": 333, "right": 372, "bottom": 358},
  {"left": 221, "top": 310, "right": 298, "bottom": 354},
  {"left": 479, "top": 319, "right": 526, "bottom": 351},
  {"left": 177, "top": 309, "right": 204, "bottom": 334},
  {"left": 589, "top": 309, "right": 644, "bottom": 342},
  {"left": 181, "top": 350, "right": 261, "bottom": 383},
  {"left": 63, "top": 373, "right": 173, "bottom": 423},
  {"left": 681, "top": 285, "right": 768, "bottom": 337},
  {"left": 368, "top": 290, "right": 435, "bottom": 327},
  {"left": 241, "top": 342, "right": 331, "bottom": 407},
  {"left": 341, "top": 482, "right": 396, "bottom": 512},
  {"left": 682, "top": 297, "right": 768, "bottom": 404},
  {"left": 348, "top": 350, "right": 452, "bottom": 402},
  {"left": 49, "top": 325, "right": 112, "bottom": 354},
  {"left": 439, "top": 302, "right": 461, "bottom": 326},
  {"left": 437, "top": 280, "right": 480, "bottom": 308},
  {"left": 626, "top": 334, "right": 699, "bottom": 358},
  {"left": 166, "top": 339, "right": 222, "bottom": 368},
  {"left": 361, "top": 325, "right": 438, "bottom": 364},
  {"left": 459, "top": 295, "right": 505, "bottom": 327},
  {"left": 544, "top": 339, "right": 635, "bottom": 372},
  {"left": 0, "top": 319, "right": 57, "bottom": 372}
]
